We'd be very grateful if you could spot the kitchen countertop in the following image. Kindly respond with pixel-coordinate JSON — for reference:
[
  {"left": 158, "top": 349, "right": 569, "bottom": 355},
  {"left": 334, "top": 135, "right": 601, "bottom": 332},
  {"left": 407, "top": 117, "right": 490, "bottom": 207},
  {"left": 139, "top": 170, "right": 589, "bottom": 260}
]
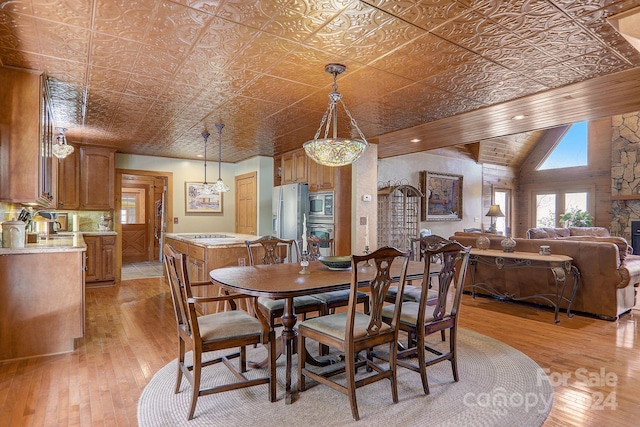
[
  {"left": 164, "top": 232, "right": 262, "bottom": 248},
  {"left": 0, "top": 230, "right": 117, "bottom": 255}
]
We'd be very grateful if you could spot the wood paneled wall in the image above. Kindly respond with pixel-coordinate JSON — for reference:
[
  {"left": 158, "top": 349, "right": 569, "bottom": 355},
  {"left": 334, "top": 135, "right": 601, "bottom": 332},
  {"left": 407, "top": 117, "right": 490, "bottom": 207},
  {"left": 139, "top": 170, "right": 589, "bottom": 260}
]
[{"left": 514, "top": 118, "right": 612, "bottom": 238}]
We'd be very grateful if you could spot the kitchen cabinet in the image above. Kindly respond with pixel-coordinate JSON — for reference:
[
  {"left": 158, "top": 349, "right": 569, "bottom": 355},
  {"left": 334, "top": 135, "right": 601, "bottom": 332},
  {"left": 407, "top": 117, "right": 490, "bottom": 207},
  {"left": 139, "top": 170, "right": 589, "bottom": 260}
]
[
  {"left": 0, "top": 250, "right": 85, "bottom": 361},
  {"left": 0, "top": 67, "right": 55, "bottom": 206},
  {"left": 84, "top": 234, "right": 116, "bottom": 287},
  {"left": 308, "top": 159, "right": 335, "bottom": 192},
  {"left": 57, "top": 146, "right": 80, "bottom": 209},
  {"left": 80, "top": 147, "right": 115, "bottom": 210},
  {"left": 187, "top": 244, "right": 206, "bottom": 282},
  {"left": 281, "top": 149, "right": 307, "bottom": 184}
]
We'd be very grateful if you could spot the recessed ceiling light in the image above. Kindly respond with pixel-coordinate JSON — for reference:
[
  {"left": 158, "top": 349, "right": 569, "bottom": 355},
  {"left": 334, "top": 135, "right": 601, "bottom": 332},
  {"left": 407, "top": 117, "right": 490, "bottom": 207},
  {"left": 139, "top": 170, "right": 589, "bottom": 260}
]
[
  {"left": 511, "top": 115, "right": 526, "bottom": 120},
  {"left": 196, "top": 154, "right": 204, "bottom": 158},
  {"left": 410, "top": 138, "right": 421, "bottom": 143}
]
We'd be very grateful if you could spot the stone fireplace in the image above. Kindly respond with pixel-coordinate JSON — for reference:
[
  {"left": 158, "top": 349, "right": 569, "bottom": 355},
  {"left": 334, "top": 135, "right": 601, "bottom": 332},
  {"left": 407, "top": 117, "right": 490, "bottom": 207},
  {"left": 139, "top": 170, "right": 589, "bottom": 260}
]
[{"left": 611, "top": 112, "right": 640, "bottom": 243}]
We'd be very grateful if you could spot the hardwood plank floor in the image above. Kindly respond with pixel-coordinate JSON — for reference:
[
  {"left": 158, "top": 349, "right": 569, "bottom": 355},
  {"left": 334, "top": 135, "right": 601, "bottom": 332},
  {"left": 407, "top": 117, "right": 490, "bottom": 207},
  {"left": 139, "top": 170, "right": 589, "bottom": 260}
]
[{"left": 0, "top": 277, "right": 638, "bottom": 426}]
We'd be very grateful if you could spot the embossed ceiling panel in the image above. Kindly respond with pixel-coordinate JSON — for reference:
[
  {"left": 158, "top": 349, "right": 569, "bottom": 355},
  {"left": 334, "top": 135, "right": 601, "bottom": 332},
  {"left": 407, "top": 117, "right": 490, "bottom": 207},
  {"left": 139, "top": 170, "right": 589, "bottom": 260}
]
[{"left": 1, "top": 0, "right": 640, "bottom": 165}]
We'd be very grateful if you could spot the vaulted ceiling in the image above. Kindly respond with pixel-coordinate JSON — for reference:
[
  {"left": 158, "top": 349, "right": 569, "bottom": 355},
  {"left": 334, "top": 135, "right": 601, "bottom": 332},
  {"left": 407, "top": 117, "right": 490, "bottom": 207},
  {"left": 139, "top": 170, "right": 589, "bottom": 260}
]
[{"left": 1, "top": 0, "right": 640, "bottom": 165}]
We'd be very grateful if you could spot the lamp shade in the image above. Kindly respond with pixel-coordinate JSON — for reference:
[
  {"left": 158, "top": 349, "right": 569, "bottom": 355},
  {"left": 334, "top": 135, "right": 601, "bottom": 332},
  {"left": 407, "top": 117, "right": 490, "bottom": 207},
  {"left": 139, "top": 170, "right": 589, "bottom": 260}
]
[
  {"left": 485, "top": 204, "right": 505, "bottom": 218},
  {"left": 303, "top": 63, "right": 368, "bottom": 167}
]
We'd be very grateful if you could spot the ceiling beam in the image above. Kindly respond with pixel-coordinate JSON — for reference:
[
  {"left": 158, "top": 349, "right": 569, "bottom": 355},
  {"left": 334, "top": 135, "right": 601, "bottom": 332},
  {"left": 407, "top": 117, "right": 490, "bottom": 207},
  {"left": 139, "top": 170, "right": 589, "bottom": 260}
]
[{"left": 373, "top": 67, "right": 640, "bottom": 159}]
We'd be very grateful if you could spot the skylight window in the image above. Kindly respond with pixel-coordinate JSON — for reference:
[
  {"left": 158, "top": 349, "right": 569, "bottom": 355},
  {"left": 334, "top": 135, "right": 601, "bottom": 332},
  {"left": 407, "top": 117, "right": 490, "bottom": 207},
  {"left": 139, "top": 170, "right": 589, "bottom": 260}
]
[{"left": 537, "top": 121, "right": 588, "bottom": 170}]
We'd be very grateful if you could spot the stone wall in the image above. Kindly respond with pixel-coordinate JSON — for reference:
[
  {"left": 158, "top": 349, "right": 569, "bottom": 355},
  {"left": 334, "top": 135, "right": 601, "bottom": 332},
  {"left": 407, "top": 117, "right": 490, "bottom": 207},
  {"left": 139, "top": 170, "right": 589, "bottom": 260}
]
[{"left": 611, "top": 111, "right": 640, "bottom": 241}]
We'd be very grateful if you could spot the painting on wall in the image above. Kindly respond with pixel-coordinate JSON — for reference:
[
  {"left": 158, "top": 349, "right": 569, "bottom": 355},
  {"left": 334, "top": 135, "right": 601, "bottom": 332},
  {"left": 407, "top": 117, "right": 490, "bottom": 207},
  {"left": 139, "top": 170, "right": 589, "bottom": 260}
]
[
  {"left": 420, "top": 171, "right": 463, "bottom": 221},
  {"left": 185, "top": 182, "right": 223, "bottom": 213}
]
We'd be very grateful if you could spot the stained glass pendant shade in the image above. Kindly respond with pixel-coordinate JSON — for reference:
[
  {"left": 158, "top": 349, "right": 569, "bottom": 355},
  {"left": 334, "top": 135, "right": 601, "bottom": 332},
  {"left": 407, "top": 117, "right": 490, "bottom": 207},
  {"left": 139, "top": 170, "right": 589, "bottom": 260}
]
[{"left": 303, "top": 64, "right": 368, "bottom": 167}]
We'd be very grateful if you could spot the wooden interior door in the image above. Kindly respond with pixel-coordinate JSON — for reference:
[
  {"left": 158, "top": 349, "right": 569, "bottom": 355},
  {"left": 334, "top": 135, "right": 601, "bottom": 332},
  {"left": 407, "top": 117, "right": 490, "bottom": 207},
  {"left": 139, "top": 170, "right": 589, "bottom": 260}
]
[
  {"left": 235, "top": 172, "right": 257, "bottom": 235},
  {"left": 121, "top": 183, "right": 151, "bottom": 263}
]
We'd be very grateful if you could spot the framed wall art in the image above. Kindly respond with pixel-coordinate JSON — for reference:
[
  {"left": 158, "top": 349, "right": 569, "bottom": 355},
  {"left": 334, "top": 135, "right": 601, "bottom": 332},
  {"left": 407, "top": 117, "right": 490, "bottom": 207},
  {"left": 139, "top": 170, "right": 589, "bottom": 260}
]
[
  {"left": 420, "top": 171, "right": 463, "bottom": 221},
  {"left": 185, "top": 182, "right": 223, "bottom": 213}
]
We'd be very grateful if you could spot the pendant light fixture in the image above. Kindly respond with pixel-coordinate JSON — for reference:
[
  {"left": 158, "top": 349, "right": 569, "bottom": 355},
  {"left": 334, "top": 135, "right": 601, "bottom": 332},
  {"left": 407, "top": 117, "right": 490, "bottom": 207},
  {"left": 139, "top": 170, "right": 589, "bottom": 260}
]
[
  {"left": 200, "top": 131, "right": 213, "bottom": 193},
  {"left": 303, "top": 63, "right": 368, "bottom": 167},
  {"left": 211, "top": 123, "right": 230, "bottom": 193},
  {"left": 52, "top": 127, "right": 74, "bottom": 159}
]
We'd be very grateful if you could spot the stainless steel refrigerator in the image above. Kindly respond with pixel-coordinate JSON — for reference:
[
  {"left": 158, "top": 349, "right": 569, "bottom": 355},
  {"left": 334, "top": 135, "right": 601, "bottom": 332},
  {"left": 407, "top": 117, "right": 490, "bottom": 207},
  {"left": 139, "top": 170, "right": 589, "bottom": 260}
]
[{"left": 272, "top": 183, "right": 309, "bottom": 258}]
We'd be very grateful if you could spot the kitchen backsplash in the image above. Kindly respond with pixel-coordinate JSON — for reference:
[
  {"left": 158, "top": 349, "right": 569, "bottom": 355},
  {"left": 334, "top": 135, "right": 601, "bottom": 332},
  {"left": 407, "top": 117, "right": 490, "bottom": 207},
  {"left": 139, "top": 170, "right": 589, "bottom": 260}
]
[{"left": 0, "top": 202, "right": 113, "bottom": 232}]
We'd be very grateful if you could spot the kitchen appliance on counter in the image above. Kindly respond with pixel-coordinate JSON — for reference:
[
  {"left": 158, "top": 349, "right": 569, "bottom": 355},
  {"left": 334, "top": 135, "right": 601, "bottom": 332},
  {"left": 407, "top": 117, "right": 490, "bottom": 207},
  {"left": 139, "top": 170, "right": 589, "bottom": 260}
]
[
  {"left": 29, "top": 211, "right": 62, "bottom": 236},
  {"left": 272, "top": 183, "right": 308, "bottom": 261}
]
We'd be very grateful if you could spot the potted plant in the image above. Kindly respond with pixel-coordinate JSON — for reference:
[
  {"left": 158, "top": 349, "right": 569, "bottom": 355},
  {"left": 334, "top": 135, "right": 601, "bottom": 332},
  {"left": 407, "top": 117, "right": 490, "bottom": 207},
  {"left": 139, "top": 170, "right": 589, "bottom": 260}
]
[{"left": 559, "top": 208, "right": 593, "bottom": 227}]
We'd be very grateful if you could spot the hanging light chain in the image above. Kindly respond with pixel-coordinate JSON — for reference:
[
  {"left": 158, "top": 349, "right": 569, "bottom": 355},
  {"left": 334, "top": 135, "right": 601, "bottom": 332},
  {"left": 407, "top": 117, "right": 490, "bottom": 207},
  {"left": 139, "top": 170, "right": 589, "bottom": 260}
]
[
  {"left": 202, "top": 132, "right": 210, "bottom": 185},
  {"left": 216, "top": 123, "right": 224, "bottom": 181}
]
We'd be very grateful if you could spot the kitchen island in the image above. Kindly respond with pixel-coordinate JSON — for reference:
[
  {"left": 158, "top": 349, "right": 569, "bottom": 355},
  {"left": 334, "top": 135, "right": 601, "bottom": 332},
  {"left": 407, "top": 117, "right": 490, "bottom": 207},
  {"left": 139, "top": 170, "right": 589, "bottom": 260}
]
[
  {"left": 164, "top": 233, "right": 264, "bottom": 314},
  {"left": 0, "top": 233, "right": 86, "bottom": 362}
]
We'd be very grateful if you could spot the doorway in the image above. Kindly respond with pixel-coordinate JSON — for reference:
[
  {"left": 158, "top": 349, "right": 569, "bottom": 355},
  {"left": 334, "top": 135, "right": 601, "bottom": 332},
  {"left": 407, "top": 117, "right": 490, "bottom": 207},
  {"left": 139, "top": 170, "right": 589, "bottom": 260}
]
[
  {"left": 116, "top": 170, "right": 173, "bottom": 275},
  {"left": 235, "top": 172, "right": 257, "bottom": 235}
]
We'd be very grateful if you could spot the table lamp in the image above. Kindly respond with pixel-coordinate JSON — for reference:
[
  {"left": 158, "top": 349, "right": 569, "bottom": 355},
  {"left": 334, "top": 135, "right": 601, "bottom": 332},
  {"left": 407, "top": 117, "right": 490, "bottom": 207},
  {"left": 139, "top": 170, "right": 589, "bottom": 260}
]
[{"left": 485, "top": 204, "right": 505, "bottom": 234}]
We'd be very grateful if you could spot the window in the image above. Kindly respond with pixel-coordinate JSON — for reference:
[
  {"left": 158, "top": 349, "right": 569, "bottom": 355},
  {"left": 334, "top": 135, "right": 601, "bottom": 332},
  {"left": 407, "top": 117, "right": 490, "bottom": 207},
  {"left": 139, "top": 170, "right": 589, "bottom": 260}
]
[
  {"left": 533, "top": 190, "right": 591, "bottom": 227},
  {"left": 538, "top": 121, "right": 588, "bottom": 170},
  {"left": 565, "top": 192, "right": 587, "bottom": 212},
  {"left": 536, "top": 194, "right": 556, "bottom": 227},
  {"left": 121, "top": 188, "right": 146, "bottom": 224}
]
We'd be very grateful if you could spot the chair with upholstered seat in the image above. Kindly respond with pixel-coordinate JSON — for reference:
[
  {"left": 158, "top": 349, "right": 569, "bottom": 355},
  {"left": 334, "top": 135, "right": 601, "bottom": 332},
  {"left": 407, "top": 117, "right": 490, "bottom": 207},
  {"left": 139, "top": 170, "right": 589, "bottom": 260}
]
[
  {"left": 385, "top": 234, "right": 451, "bottom": 305},
  {"left": 305, "top": 235, "right": 370, "bottom": 316},
  {"left": 297, "top": 246, "right": 411, "bottom": 421},
  {"left": 163, "top": 243, "right": 276, "bottom": 420},
  {"left": 304, "top": 235, "right": 370, "bottom": 356},
  {"left": 246, "top": 236, "right": 325, "bottom": 325},
  {"left": 379, "top": 240, "right": 471, "bottom": 395}
]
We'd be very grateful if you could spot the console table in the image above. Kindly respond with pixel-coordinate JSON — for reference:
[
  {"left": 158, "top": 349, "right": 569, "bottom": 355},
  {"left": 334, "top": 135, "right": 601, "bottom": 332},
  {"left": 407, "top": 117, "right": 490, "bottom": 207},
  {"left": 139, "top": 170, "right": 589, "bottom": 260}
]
[{"left": 467, "top": 249, "right": 580, "bottom": 323}]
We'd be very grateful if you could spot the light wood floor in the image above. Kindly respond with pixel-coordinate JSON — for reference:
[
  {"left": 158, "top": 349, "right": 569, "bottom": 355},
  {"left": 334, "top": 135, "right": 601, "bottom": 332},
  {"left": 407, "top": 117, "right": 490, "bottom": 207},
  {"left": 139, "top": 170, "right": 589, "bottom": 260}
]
[{"left": 1, "top": 276, "right": 638, "bottom": 426}]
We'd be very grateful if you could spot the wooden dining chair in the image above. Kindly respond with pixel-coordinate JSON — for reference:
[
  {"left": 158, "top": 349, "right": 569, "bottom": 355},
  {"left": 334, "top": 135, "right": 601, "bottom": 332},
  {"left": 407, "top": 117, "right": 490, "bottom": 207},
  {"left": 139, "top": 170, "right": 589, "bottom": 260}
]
[
  {"left": 385, "top": 234, "right": 450, "bottom": 306},
  {"left": 304, "top": 235, "right": 370, "bottom": 355},
  {"left": 305, "top": 235, "right": 370, "bottom": 315},
  {"left": 245, "top": 236, "right": 325, "bottom": 325},
  {"left": 163, "top": 244, "right": 276, "bottom": 420},
  {"left": 379, "top": 240, "right": 471, "bottom": 395},
  {"left": 306, "top": 234, "right": 333, "bottom": 261},
  {"left": 297, "top": 246, "right": 411, "bottom": 421}
]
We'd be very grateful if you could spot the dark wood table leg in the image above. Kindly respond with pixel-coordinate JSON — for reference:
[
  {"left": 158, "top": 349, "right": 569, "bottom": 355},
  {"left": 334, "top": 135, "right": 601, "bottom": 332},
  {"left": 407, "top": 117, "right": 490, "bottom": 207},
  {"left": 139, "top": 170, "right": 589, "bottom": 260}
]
[{"left": 281, "top": 297, "right": 297, "bottom": 404}]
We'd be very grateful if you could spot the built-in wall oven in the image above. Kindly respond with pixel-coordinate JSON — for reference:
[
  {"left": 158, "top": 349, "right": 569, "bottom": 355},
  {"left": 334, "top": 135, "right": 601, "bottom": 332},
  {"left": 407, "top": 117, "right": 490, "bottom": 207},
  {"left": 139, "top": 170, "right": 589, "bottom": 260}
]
[
  {"left": 307, "top": 222, "right": 334, "bottom": 256},
  {"left": 309, "top": 191, "right": 334, "bottom": 224}
]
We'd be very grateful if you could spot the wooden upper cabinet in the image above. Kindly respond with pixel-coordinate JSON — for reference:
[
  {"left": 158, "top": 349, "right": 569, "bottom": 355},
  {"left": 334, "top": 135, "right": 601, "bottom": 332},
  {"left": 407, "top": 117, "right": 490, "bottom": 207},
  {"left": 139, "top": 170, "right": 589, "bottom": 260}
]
[
  {"left": 0, "top": 67, "right": 55, "bottom": 206},
  {"left": 294, "top": 150, "right": 307, "bottom": 183},
  {"left": 308, "top": 160, "right": 336, "bottom": 192},
  {"left": 281, "top": 149, "right": 308, "bottom": 184},
  {"left": 57, "top": 146, "right": 80, "bottom": 209},
  {"left": 79, "top": 147, "right": 115, "bottom": 210}
]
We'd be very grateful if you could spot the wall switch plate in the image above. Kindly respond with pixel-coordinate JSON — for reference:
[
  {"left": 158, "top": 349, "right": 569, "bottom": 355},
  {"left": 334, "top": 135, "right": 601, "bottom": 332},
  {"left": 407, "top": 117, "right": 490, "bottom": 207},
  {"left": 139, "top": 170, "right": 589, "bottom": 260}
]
[
  {"left": 362, "top": 194, "right": 372, "bottom": 202},
  {"left": 238, "top": 258, "right": 246, "bottom": 266},
  {"left": 173, "top": 217, "right": 178, "bottom": 224},
  {"left": 360, "top": 216, "right": 367, "bottom": 225}
]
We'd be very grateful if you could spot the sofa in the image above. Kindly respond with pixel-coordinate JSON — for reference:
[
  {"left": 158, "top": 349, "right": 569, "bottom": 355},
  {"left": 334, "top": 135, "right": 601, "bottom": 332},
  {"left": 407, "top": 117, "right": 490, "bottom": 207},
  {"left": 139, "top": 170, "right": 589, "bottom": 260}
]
[{"left": 450, "top": 232, "right": 640, "bottom": 320}]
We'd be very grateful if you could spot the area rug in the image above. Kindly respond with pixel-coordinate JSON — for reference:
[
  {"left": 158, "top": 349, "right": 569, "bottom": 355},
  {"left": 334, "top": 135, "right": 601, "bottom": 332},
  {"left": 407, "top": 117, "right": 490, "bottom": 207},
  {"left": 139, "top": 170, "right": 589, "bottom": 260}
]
[{"left": 138, "top": 329, "right": 552, "bottom": 426}]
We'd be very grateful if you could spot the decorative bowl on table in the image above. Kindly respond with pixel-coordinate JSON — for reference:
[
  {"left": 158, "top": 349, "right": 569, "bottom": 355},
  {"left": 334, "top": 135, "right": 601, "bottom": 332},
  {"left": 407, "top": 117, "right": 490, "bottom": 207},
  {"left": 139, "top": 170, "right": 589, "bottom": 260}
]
[{"left": 318, "top": 256, "right": 352, "bottom": 270}]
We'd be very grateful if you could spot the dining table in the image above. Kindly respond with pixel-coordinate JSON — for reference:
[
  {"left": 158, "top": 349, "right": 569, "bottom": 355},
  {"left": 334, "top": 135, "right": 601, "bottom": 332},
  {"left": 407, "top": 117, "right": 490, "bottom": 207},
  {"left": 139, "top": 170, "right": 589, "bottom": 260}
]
[{"left": 209, "top": 259, "right": 426, "bottom": 404}]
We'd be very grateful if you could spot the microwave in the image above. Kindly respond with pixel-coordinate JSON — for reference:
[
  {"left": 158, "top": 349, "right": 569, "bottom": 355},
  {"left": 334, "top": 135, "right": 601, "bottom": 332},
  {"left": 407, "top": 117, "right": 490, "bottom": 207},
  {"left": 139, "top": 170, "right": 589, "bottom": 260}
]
[{"left": 309, "top": 191, "right": 334, "bottom": 223}]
